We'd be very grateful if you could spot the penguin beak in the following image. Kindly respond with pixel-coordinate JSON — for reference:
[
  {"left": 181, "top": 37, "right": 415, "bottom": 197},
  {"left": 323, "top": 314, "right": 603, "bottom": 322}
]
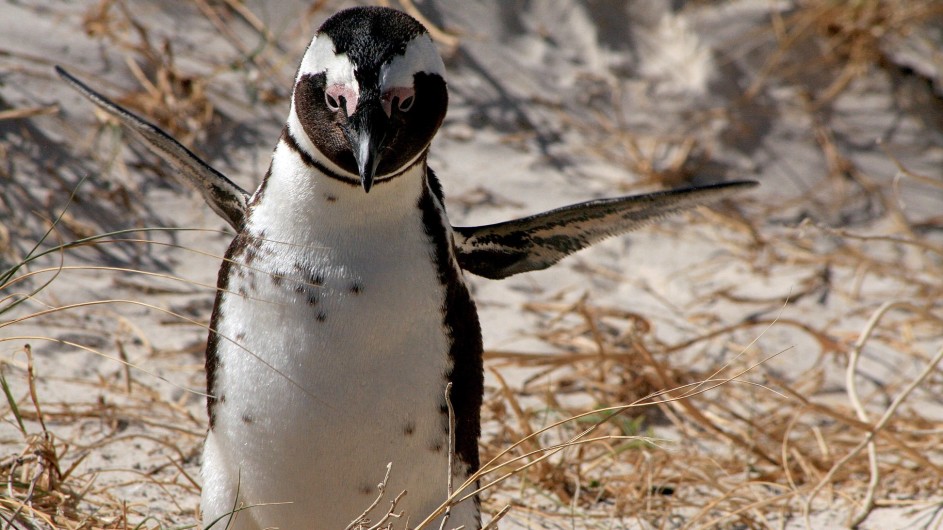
[{"left": 344, "top": 103, "right": 388, "bottom": 193}]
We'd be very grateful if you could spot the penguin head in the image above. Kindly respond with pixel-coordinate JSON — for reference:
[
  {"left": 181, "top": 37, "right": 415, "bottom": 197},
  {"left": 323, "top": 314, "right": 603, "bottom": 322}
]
[{"left": 290, "top": 6, "right": 448, "bottom": 192}]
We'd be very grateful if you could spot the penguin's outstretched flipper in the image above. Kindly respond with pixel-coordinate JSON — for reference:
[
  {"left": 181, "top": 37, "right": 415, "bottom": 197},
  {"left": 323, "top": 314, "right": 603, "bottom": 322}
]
[{"left": 454, "top": 180, "right": 757, "bottom": 279}]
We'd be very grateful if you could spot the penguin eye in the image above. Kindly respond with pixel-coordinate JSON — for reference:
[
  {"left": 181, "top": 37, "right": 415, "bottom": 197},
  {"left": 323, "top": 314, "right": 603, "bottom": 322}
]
[
  {"left": 382, "top": 87, "right": 416, "bottom": 116},
  {"left": 325, "top": 92, "right": 341, "bottom": 112},
  {"left": 325, "top": 84, "right": 357, "bottom": 115}
]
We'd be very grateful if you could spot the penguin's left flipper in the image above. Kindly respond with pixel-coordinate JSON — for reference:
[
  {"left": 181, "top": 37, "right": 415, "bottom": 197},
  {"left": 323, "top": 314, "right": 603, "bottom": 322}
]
[
  {"left": 453, "top": 180, "right": 758, "bottom": 280},
  {"left": 55, "top": 66, "right": 250, "bottom": 231}
]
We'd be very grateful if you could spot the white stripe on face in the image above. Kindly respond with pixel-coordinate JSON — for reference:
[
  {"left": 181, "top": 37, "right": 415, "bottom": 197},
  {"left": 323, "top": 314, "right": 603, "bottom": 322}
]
[
  {"left": 297, "top": 34, "right": 359, "bottom": 106},
  {"left": 380, "top": 34, "right": 445, "bottom": 90}
]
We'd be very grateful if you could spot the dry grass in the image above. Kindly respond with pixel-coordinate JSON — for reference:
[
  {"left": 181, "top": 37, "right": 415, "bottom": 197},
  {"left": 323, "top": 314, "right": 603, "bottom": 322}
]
[
  {"left": 2, "top": 0, "right": 942, "bottom": 529},
  {"left": 1, "top": 228, "right": 210, "bottom": 528},
  {"left": 750, "top": 0, "right": 943, "bottom": 106}
]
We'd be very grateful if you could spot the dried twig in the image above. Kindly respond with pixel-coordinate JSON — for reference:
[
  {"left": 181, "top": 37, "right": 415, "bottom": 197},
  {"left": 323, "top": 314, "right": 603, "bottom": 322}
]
[
  {"left": 439, "top": 382, "right": 456, "bottom": 530},
  {"left": 345, "top": 463, "right": 406, "bottom": 530},
  {"left": 803, "top": 301, "right": 943, "bottom": 529}
]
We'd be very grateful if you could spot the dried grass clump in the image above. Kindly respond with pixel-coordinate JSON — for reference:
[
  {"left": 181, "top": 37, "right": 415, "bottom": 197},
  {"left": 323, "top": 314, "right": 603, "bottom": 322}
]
[
  {"left": 1, "top": 343, "right": 206, "bottom": 530},
  {"left": 753, "top": 0, "right": 943, "bottom": 105},
  {"left": 476, "top": 295, "right": 942, "bottom": 527},
  {"left": 81, "top": 0, "right": 215, "bottom": 146},
  {"left": 1, "top": 346, "right": 83, "bottom": 529},
  {"left": 77, "top": 0, "right": 344, "bottom": 147},
  {"left": 0, "top": 432, "right": 95, "bottom": 529},
  {"left": 0, "top": 345, "right": 133, "bottom": 530}
]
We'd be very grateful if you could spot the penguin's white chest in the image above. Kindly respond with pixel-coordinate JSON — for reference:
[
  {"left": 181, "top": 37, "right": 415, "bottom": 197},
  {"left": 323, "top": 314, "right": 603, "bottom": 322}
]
[{"left": 203, "top": 172, "right": 462, "bottom": 528}]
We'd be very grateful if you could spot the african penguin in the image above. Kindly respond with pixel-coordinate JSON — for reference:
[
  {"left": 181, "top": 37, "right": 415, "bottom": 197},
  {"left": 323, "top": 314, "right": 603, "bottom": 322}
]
[
  {"left": 203, "top": 7, "right": 481, "bottom": 529},
  {"left": 56, "top": 6, "right": 758, "bottom": 529}
]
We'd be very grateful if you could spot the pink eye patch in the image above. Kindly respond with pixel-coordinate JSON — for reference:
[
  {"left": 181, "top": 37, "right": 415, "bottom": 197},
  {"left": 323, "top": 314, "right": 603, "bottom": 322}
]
[
  {"left": 381, "top": 86, "right": 416, "bottom": 116},
  {"left": 325, "top": 84, "right": 359, "bottom": 116}
]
